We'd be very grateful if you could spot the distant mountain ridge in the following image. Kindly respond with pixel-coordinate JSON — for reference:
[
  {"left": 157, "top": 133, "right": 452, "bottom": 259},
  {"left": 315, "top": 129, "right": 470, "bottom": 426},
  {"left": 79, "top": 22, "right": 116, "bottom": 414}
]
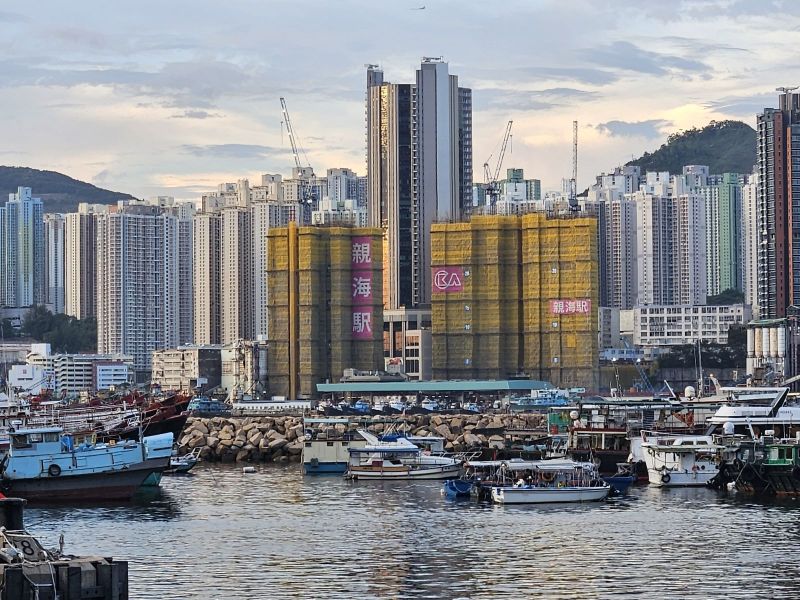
[
  {"left": 625, "top": 120, "right": 756, "bottom": 175},
  {"left": 0, "top": 166, "right": 134, "bottom": 213}
]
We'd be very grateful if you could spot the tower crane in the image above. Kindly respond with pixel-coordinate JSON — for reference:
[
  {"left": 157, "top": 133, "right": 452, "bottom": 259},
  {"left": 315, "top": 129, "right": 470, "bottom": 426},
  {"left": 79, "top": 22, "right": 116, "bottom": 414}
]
[
  {"left": 569, "top": 120, "right": 579, "bottom": 210},
  {"left": 483, "top": 120, "right": 513, "bottom": 212},
  {"left": 279, "top": 97, "right": 316, "bottom": 204}
]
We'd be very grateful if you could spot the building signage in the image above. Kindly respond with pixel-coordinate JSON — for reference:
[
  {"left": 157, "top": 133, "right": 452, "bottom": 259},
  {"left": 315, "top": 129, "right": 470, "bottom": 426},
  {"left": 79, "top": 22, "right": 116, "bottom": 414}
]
[
  {"left": 549, "top": 299, "right": 592, "bottom": 315},
  {"left": 351, "top": 237, "right": 374, "bottom": 340},
  {"left": 432, "top": 267, "right": 464, "bottom": 293}
]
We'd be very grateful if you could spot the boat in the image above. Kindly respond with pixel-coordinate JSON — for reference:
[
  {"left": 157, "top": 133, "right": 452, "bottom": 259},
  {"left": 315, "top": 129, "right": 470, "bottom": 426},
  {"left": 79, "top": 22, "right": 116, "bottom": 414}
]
[
  {"left": 601, "top": 463, "right": 636, "bottom": 494},
  {"left": 302, "top": 418, "right": 367, "bottom": 474},
  {"left": 0, "top": 426, "right": 173, "bottom": 501},
  {"left": 442, "top": 479, "right": 474, "bottom": 498},
  {"left": 640, "top": 430, "right": 725, "bottom": 487},
  {"left": 345, "top": 430, "right": 463, "bottom": 480},
  {"left": 420, "top": 399, "right": 440, "bottom": 412},
  {"left": 490, "top": 462, "right": 610, "bottom": 504},
  {"left": 717, "top": 434, "right": 800, "bottom": 496},
  {"left": 461, "top": 402, "right": 480, "bottom": 414},
  {"left": 187, "top": 396, "right": 231, "bottom": 417},
  {"left": 166, "top": 447, "right": 201, "bottom": 474}
]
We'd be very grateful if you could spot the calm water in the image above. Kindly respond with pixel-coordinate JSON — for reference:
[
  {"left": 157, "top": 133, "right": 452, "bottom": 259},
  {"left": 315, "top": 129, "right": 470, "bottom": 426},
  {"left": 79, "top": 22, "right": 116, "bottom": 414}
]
[{"left": 21, "top": 464, "right": 800, "bottom": 599}]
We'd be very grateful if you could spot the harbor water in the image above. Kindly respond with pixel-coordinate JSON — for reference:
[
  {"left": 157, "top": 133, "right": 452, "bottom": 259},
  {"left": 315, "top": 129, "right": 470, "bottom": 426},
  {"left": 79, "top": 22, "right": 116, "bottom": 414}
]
[{"left": 24, "top": 464, "right": 800, "bottom": 599}]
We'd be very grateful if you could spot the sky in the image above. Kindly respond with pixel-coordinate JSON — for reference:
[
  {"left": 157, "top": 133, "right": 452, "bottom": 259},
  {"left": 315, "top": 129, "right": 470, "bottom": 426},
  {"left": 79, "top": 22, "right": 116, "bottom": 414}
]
[{"left": 0, "top": 0, "right": 798, "bottom": 200}]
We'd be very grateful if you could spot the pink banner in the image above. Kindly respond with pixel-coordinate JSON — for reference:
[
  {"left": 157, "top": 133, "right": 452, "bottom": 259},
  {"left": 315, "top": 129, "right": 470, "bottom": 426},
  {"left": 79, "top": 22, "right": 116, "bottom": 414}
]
[
  {"left": 550, "top": 299, "right": 592, "bottom": 315},
  {"left": 351, "top": 237, "right": 373, "bottom": 267},
  {"left": 352, "top": 306, "right": 374, "bottom": 339},
  {"left": 432, "top": 267, "right": 464, "bottom": 293},
  {"left": 352, "top": 271, "right": 373, "bottom": 305}
]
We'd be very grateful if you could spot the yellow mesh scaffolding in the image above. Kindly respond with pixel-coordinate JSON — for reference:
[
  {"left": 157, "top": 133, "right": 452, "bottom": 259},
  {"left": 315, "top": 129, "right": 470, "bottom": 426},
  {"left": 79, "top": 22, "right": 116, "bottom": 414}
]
[
  {"left": 267, "top": 225, "right": 384, "bottom": 399},
  {"left": 431, "top": 213, "right": 599, "bottom": 389}
]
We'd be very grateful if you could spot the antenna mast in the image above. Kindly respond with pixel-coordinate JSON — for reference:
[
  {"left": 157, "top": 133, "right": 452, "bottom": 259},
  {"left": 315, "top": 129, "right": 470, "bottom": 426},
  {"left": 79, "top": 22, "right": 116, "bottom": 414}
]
[{"left": 569, "top": 120, "right": 578, "bottom": 210}]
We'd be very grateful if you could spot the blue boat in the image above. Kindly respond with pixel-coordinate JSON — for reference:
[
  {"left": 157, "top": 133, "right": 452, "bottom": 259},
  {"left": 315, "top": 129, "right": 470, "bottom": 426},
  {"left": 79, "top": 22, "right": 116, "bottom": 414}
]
[
  {"left": 443, "top": 479, "right": 474, "bottom": 498},
  {"left": 602, "top": 464, "right": 637, "bottom": 494},
  {"left": 187, "top": 397, "right": 231, "bottom": 417},
  {"left": 1, "top": 426, "right": 173, "bottom": 502}
]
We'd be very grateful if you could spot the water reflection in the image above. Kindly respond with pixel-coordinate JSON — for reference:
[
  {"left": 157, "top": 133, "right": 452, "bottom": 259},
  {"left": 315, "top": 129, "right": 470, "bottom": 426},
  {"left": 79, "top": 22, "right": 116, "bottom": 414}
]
[{"left": 15, "top": 464, "right": 800, "bottom": 599}]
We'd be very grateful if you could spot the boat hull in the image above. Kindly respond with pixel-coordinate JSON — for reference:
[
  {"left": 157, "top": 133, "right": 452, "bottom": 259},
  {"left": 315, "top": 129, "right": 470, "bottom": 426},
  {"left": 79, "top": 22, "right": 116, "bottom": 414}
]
[
  {"left": 602, "top": 474, "right": 636, "bottom": 494},
  {"left": 3, "top": 458, "right": 167, "bottom": 502},
  {"left": 304, "top": 462, "right": 349, "bottom": 475},
  {"left": 348, "top": 464, "right": 461, "bottom": 480},
  {"left": 491, "top": 485, "right": 610, "bottom": 504}
]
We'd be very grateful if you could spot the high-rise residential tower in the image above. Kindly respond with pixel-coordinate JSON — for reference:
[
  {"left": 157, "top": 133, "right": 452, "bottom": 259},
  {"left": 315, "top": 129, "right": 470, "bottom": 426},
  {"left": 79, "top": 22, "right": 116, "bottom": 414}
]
[
  {"left": 65, "top": 203, "right": 108, "bottom": 320},
  {"left": 43, "top": 213, "right": 65, "bottom": 314},
  {"left": 756, "top": 91, "right": 800, "bottom": 318},
  {"left": 366, "top": 58, "right": 472, "bottom": 310},
  {"left": 0, "top": 187, "right": 44, "bottom": 308}
]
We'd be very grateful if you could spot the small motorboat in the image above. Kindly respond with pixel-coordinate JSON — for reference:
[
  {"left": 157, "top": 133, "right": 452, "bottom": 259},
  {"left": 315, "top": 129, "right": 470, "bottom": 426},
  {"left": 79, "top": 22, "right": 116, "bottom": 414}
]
[
  {"left": 490, "top": 462, "right": 611, "bottom": 504},
  {"left": 443, "top": 479, "right": 474, "bottom": 498},
  {"left": 165, "top": 447, "right": 201, "bottom": 474},
  {"left": 602, "top": 463, "right": 636, "bottom": 495}
]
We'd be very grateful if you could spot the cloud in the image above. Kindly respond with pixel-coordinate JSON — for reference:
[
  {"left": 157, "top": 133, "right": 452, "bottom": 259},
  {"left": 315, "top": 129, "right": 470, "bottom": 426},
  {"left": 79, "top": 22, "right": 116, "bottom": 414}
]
[
  {"left": 181, "top": 144, "right": 287, "bottom": 159},
  {"left": 48, "top": 27, "right": 111, "bottom": 50},
  {"left": 171, "top": 110, "right": 221, "bottom": 119},
  {"left": 705, "top": 92, "right": 776, "bottom": 116},
  {"left": 595, "top": 119, "right": 673, "bottom": 138},
  {"left": 479, "top": 87, "right": 599, "bottom": 111},
  {"left": 580, "top": 41, "right": 707, "bottom": 76},
  {"left": 0, "top": 10, "right": 27, "bottom": 23},
  {"left": 515, "top": 66, "right": 618, "bottom": 86}
]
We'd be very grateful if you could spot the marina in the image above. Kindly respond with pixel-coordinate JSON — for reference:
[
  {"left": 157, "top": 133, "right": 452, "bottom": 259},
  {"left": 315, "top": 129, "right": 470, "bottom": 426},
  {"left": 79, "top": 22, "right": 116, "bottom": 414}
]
[{"left": 21, "top": 462, "right": 800, "bottom": 599}]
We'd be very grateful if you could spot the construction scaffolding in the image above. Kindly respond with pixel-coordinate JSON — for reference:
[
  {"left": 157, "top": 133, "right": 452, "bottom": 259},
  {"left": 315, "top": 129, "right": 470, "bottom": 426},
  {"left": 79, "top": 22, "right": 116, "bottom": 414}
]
[
  {"left": 267, "top": 224, "right": 384, "bottom": 399},
  {"left": 431, "top": 213, "right": 599, "bottom": 389}
]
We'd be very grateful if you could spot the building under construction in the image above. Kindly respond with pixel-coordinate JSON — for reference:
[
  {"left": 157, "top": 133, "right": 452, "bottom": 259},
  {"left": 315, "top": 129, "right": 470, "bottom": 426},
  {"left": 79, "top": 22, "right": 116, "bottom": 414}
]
[
  {"left": 431, "top": 213, "right": 599, "bottom": 389},
  {"left": 267, "top": 223, "right": 384, "bottom": 399}
]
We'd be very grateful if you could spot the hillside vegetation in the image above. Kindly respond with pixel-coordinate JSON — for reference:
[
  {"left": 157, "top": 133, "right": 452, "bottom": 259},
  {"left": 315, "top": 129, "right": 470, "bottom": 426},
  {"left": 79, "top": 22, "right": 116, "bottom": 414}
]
[
  {"left": 626, "top": 120, "right": 756, "bottom": 175},
  {"left": 0, "top": 166, "right": 134, "bottom": 213}
]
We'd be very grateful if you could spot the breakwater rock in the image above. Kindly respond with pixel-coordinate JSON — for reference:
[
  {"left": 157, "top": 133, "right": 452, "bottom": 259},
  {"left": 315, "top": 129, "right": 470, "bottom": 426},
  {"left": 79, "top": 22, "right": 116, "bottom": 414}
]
[{"left": 178, "top": 413, "right": 547, "bottom": 463}]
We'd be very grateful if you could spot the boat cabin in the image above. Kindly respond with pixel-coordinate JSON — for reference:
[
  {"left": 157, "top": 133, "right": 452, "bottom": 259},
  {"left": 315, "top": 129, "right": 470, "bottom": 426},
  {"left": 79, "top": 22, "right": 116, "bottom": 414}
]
[{"left": 9, "top": 427, "right": 66, "bottom": 455}]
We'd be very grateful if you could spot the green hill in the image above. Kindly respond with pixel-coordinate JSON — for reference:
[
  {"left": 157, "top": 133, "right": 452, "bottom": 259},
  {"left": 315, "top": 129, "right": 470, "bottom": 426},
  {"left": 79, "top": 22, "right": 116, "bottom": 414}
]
[
  {"left": 0, "top": 166, "right": 134, "bottom": 213},
  {"left": 626, "top": 120, "right": 756, "bottom": 175}
]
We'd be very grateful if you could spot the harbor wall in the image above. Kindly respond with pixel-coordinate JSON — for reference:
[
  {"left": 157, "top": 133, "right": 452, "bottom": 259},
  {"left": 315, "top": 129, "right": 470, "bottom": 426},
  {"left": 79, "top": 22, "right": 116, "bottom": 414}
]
[{"left": 178, "top": 413, "right": 547, "bottom": 462}]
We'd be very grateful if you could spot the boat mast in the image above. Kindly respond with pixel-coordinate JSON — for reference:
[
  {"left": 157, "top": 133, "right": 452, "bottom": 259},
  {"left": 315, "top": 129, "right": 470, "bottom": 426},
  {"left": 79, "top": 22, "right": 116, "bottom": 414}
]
[{"left": 696, "top": 337, "right": 704, "bottom": 398}]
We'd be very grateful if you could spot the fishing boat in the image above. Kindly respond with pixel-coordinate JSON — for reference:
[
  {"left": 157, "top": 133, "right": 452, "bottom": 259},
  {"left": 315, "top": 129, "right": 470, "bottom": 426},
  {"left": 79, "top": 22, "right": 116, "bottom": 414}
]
[
  {"left": 345, "top": 430, "right": 463, "bottom": 480},
  {"left": 0, "top": 426, "right": 173, "bottom": 501},
  {"left": 187, "top": 396, "right": 230, "bottom": 417},
  {"left": 640, "top": 430, "right": 724, "bottom": 487},
  {"left": 601, "top": 463, "right": 636, "bottom": 494},
  {"left": 490, "top": 462, "right": 610, "bottom": 504},
  {"left": 166, "top": 447, "right": 201, "bottom": 474},
  {"left": 302, "top": 418, "right": 367, "bottom": 474},
  {"left": 442, "top": 479, "right": 474, "bottom": 498}
]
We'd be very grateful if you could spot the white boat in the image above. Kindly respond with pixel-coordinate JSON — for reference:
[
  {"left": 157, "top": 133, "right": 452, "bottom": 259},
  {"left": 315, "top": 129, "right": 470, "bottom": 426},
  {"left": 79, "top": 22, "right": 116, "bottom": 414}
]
[
  {"left": 420, "top": 399, "right": 440, "bottom": 412},
  {"left": 640, "top": 430, "right": 724, "bottom": 487},
  {"left": 490, "top": 462, "right": 610, "bottom": 504},
  {"left": 346, "top": 430, "right": 462, "bottom": 480}
]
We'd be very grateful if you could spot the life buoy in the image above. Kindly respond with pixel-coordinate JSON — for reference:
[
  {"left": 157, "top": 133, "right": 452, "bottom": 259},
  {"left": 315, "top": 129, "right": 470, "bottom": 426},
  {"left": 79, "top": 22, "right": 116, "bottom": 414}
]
[
  {"left": 541, "top": 471, "right": 556, "bottom": 483},
  {"left": 661, "top": 472, "right": 671, "bottom": 484},
  {"left": 48, "top": 464, "right": 62, "bottom": 477}
]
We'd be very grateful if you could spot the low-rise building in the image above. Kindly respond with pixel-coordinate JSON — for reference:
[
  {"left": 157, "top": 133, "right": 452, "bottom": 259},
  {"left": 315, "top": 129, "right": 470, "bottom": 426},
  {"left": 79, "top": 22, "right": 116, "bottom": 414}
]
[
  {"left": 220, "top": 339, "right": 269, "bottom": 399},
  {"left": 633, "top": 304, "right": 750, "bottom": 346},
  {"left": 8, "top": 343, "right": 132, "bottom": 397},
  {"left": 151, "top": 345, "right": 223, "bottom": 392}
]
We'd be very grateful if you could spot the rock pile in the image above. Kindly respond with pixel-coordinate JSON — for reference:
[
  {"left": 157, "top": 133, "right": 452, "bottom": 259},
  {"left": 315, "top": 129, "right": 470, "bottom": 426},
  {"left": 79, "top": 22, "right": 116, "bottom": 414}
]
[{"left": 177, "top": 413, "right": 547, "bottom": 463}]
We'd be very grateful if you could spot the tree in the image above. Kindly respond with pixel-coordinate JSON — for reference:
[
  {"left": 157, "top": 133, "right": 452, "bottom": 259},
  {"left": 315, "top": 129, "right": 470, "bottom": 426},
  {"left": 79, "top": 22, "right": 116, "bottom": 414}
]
[
  {"left": 21, "top": 306, "right": 97, "bottom": 353},
  {"left": 706, "top": 288, "right": 745, "bottom": 305}
]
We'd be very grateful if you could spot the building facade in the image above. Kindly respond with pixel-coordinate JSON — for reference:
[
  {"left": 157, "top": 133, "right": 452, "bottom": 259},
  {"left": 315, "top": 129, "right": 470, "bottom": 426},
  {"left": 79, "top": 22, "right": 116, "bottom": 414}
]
[
  {"left": 267, "top": 223, "right": 384, "bottom": 399},
  {"left": 151, "top": 345, "right": 222, "bottom": 391},
  {"left": 0, "top": 187, "right": 44, "bottom": 308},
  {"left": 742, "top": 173, "right": 759, "bottom": 318},
  {"left": 65, "top": 203, "right": 107, "bottom": 320},
  {"left": 430, "top": 214, "right": 599, "bottom": 389},
  {"left": 633, "top": 304, "right": 750, "bottom": 346},
  {"left": 43, "top": 213, "right": 65, "bottom": 314}
]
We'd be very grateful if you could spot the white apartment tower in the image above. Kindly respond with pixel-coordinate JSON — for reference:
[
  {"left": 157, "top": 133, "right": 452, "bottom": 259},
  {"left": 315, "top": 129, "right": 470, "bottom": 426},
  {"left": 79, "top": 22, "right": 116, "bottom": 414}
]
[
  {"left": 193, "top": 212, "right": 222, "bottom": 344},
  {"left": 220, "top": 206, "right": 254, "bottom": 344},
  {"left": 96, "top": 207, "right": 182, "bottom": 378},
  {"left": 743, "top": 173, "right": 760, "bottom": 318},
  {"left": 0, "top": 187, "right": 44, "bottom": 308},
  {"left": 43, "top": 213, "right": 65, "bottom": 314}
]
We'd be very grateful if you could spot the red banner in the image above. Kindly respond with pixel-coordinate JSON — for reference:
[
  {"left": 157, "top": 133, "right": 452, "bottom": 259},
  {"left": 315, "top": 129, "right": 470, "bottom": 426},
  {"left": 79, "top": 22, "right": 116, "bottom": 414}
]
[{"left": 432, "top": 267, "right": 464, "bottom": 293}]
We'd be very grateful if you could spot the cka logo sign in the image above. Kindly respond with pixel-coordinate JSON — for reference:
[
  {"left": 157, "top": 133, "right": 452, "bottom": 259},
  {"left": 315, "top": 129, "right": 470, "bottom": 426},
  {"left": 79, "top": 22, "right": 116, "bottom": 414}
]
[{"left": 432, "top": 267, "right": 464, "bottom": 293}]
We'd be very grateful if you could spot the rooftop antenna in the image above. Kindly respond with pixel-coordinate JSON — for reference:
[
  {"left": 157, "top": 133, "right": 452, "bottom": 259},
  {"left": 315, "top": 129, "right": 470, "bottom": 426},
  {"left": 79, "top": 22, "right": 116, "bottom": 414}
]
[{"left": 569, "top": 120, "right": 579, "bottom": 210}]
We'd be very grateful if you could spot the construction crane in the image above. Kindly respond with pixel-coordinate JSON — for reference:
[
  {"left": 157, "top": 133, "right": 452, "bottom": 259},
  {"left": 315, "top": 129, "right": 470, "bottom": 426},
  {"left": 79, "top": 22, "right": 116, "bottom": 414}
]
[
  {"left": 279, "top": 97, "right": 316, "bottom": 205},
  {"left": 483, "top": 120, "right": 513, "bottom": 211},
  {"left": 569, "top": 120, "right": 579, "bottom": 210}
]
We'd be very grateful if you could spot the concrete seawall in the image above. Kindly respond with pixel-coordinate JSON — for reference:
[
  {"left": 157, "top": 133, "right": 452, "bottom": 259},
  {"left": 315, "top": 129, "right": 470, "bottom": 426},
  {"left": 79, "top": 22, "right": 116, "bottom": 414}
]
[{"left": 178, "top": 413, "right": 548, "bottom": 463}]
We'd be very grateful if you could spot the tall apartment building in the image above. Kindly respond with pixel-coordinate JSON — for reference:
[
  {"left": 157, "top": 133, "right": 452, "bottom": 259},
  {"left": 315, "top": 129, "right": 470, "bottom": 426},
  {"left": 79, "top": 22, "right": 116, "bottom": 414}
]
[
  {"left": 267, "top": 223, "right": 384, "bottom": 399},
  {"left": 65, "top": 203, "right": 108, "bottom": 320},
  {"left": 96, "top": 206, "right": 187, "bottom": 378},
  {"left": 366, "top": 59, "right": 472, "bottom": 310},
  {"left": 702, "top": 173, "right": 743, "bottom": 296},
  {"left": 43, "top": 213, "right": 65, "bottom": 314},
  {"left": 221, "top": 206, "right": 253, "bottom": 344},
  {"left": 743, "top": 173, "right": 760, "bottom": 317},
  {"left": 756, "top": 90, "right": 800, "bottom": 318},
  {"left": 193, "top": 212, "right": 222, "bottom": 344},
  {"left": 326, "top": 168, "right": 358, "bottom": 203},
  {"left": 0, "top": 187, "right": 44, "bottom": 308},
  {"left": 430, "top": 214, "right": 599, "bottom": 389}
]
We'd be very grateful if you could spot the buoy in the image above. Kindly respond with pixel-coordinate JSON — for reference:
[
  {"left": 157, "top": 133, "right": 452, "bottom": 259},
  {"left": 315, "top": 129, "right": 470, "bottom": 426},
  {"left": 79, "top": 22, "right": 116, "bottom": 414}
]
[{"left": 242, "top": 466, "right": 256, "bottom": 474}]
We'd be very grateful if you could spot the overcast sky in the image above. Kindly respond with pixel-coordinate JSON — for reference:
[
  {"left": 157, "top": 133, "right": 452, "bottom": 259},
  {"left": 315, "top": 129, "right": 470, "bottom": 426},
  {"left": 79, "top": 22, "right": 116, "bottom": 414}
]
[{"left": 0, "top": 0, "right": 797, "bottom": 200}]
